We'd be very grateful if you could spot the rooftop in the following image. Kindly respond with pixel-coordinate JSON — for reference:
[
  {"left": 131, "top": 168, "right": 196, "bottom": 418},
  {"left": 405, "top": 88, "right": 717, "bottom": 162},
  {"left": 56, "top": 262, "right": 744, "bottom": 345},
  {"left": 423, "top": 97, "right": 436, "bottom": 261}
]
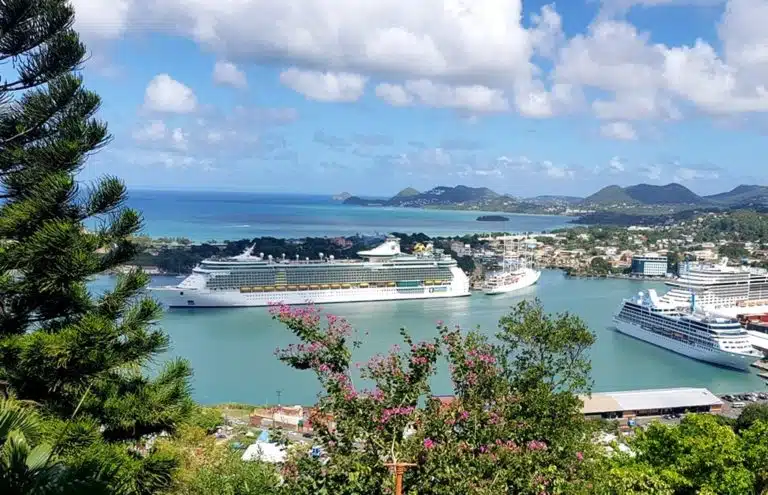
[{"left": 580, "top": 387, "right": 722, "bottom": 414}]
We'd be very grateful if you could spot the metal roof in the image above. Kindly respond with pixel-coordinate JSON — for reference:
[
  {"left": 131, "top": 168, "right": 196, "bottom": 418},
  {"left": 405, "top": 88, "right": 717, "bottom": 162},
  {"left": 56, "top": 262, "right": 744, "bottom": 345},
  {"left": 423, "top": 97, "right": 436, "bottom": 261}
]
[{"left": 581, "top": 387, "right": 722, "bottom": 414}]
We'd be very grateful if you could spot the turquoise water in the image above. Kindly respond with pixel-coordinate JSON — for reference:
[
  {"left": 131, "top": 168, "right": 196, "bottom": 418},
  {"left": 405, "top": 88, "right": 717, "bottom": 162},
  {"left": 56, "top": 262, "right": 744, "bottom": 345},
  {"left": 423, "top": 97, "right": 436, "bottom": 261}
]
[
  {"left": 123, "top": 190, "right": 571, "bottom": 241},
  {"left": 90, "top": 271, "right": 767, "bottom": 405}
]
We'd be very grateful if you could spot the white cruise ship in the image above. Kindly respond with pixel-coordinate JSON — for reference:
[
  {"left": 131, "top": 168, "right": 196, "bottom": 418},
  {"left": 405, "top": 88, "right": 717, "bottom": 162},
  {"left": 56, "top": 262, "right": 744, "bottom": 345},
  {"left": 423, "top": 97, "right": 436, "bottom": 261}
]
[
  {"left": 151, "top": 237, "right": 470, "bottom": 307},
  {"left": 662, "top": 259, "right": 768, "bottom": 311},
  {"left": 482, "top": 239, "right": 541, "bottom": 295},
  {"left": 483, "top": 259, "right": 540, "bottom": 295},
  {"left": 613, "top": 289, "right": 762, "bottom": 370}
]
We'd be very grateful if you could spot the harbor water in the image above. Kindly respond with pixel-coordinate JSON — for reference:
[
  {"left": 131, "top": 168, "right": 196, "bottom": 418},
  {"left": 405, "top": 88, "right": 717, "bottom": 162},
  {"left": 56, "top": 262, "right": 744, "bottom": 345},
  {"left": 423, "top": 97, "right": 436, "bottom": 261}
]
[
  {"left": 122, "top": 190, "right": 571, "bottom": 241},
  {"left": 91, "top": 271, "right": 768, "bottom": 405}
]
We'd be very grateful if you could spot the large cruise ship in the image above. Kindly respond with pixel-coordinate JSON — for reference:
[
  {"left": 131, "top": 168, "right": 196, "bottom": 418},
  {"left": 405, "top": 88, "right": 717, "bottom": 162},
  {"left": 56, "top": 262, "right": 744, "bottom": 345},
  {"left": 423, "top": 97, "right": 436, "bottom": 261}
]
[
  {"left": 151, "top": 237, "right": 470, "bottom": 307},
  {"left": 613, "top": 289, "right": 762, "bottom": 370},
  {"left": 661, "top": 259, "right": 768, "bottom": 311}
]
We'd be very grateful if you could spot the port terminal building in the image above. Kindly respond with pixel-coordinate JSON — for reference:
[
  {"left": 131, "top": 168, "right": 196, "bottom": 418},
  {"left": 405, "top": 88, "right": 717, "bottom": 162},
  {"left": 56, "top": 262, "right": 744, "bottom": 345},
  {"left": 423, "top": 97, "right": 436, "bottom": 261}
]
[{"left": 580, "top": 387, "right": 722, "bottom": 420}]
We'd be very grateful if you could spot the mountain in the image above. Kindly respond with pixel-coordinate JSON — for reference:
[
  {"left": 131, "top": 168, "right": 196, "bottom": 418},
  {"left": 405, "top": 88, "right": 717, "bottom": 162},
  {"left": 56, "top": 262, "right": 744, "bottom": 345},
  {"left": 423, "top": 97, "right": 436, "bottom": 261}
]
[
  {"left": 582, "top": 185, "right": 638, "bottom": 206},
  {"left": 391, "top": 187, "right": 420, "bottom": 199},
  {"left": 705, "top": 185, "right": 768, "bottom": 206},
  {"left": 582, "top": 183, "right": 705, "bottom": 206},
  {"left": 623, "top": 183, "right": 704, "bottom": 205},
  {"left": 386, "top": 185, "right": 500, "bottom": 207}
]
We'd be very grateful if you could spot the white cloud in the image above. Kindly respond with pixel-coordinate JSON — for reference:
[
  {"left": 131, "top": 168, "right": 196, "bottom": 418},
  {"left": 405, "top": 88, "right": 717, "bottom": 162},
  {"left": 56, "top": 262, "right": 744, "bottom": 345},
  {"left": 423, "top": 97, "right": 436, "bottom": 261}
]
[
  {"left": 608, "top": 156, "right": 626, "bottom": 173},
  {"left": 375, "top": 83, "right": 413, "bottom": 106},
  {"left": 132, "top": 120, "right": 167, "bottom": 141},
  {"left": 673, "top": 166, "right": 721, "bottom": 181},
  {"left": 74, "top": 0, "right": 768, "bottom": 125},
  {"left": 171, "top": 128, "right": 187, "bottom": 150},
  {"left": 375, "top": 80, "right": 509, "bottom": 113},
  {"left": 71, "top": 0, "right": 131, "bottom": 39},
  {"left": 143, "top": 74, "right": 197, "bottom": 113},
  {"left": 539, "top": 161, "right": 576, "bottom": 179},
  {"left": 280, "top": 69, "right": 366, "bottom": 102},
  {"left": 213, "top": 61, "right": 247, "bottom": 89},
  {"left": 640, "top": 164, "right": 663, "bottom": 180},
  {"left": 600, "top": 121, "right": 638, "bottom": 140}
]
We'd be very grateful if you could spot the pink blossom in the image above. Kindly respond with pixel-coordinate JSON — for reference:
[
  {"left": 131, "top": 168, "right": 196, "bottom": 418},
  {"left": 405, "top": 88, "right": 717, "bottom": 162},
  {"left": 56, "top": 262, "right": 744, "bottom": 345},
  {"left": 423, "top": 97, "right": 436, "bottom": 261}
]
[
  {"left": 576, "top": 451, "right": 584, "bottom": 461},
  {"left": 527, "top": 440, "right": 548, "bottom": 451},
  {"left": 436, "top": 320, "right": 444, "bottom": 326},
  {"left": 423, "top": 438, "right": 435, "bottom": 449},
  {"left": 460, "top": 410, "right": 469, "bottom": 421}
]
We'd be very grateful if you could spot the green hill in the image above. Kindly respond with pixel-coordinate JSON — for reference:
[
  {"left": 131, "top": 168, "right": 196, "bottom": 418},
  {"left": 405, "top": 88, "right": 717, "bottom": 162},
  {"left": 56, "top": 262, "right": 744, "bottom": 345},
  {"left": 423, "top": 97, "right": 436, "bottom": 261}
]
[
  {"left": 391, "top": 187, "right": 420, "bottom": 199},
  {"left": 582, "top": 185, "right": 638, "bottom": 206},
  {"left": 624, "top": 183, "right": 704, "bottom": 205},
  {"left": 705, "top": 184, "right": 768, "bottom": 206}
]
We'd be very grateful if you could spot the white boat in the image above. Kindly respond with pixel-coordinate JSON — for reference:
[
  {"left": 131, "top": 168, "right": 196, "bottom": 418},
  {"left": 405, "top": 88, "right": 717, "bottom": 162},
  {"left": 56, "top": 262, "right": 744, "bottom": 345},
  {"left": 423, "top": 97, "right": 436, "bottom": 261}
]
[
  {"left": 483, "top": 266, "right": 541, "bottom": 295},
  {"left": 613, "top": 289, "right": 762, "bottom": 371},
  {"left": 150, "top": 237, "right": 470, "bottom": 308},
  {"left": 482, "top": 239, "right": 541, "bottom": 295}
]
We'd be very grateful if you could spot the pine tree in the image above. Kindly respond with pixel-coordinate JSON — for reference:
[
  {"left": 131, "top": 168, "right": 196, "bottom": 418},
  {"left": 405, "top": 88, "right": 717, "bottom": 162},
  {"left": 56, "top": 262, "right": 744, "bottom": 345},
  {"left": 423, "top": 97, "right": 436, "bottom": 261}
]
[{"left": 0, "top": 0, "right": 194, "bottom": 491}]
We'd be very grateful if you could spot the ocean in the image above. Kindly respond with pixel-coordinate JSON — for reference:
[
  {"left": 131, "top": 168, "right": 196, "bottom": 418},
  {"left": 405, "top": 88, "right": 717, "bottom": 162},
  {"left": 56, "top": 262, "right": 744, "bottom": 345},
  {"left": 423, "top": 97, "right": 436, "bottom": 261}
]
[
  {"left": 90, "top": 272, "right": 767, "bottom": 406},
  {"left": 86, "top": 190, "right": 766, "bottom": 405},
  {"left": 123, "top": 190, "right": 571, "bottom": 241}
]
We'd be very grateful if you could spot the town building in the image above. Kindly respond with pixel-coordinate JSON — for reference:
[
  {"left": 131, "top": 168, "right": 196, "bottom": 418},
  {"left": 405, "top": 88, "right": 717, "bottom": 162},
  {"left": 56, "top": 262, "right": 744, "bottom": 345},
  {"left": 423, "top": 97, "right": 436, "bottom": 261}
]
[
  {"left": 630, "top": 254, "right": 668, "bottom": 276},
  {"left": 580, "top": 387, "right": 723, "bottom": 421}
]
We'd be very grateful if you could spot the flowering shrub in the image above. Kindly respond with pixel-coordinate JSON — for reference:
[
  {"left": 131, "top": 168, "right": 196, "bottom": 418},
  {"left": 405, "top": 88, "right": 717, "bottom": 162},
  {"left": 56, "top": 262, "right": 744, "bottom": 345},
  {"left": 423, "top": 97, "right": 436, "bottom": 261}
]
[{"left": 272, "top": 300, "right": 599, "bottom": 495}]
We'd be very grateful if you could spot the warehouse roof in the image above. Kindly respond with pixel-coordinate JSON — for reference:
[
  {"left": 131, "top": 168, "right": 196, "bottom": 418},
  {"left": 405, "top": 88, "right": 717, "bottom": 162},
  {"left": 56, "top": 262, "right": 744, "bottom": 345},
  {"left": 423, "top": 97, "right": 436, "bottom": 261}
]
[{"left": 581, "top": 387, "right": 721, "bottom": 414}]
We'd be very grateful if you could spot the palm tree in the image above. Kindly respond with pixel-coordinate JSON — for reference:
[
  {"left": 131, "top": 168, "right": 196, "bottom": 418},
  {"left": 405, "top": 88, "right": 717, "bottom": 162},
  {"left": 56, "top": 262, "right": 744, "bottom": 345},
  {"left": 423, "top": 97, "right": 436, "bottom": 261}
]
[{"left": 0, "top": 400, "right": 67, "bottom": 494}]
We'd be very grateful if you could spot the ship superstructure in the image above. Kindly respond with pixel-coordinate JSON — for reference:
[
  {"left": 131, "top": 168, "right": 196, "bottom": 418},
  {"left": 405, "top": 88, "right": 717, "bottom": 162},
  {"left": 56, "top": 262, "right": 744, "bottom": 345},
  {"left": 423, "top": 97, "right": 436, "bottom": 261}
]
[
  {"left": 152, "top": 237, "right": 470, "bottom": 307},
  {"left": 613, "top": 289, "right": 761, "bottom": 370}
]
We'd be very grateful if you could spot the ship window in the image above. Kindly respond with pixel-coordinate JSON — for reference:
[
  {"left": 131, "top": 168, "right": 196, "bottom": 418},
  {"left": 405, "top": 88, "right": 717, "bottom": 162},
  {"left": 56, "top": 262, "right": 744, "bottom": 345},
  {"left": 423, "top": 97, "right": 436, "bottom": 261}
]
[
  {"left": 187, "top": 300, "right": 195, "bottom": 305},
  {"left": 180, "top": 291, "right": 184, "bottom": 296}
]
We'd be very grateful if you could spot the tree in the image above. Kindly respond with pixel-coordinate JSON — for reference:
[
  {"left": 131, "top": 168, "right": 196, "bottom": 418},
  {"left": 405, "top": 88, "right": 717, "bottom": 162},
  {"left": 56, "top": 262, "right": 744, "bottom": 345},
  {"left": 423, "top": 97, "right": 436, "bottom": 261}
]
[
  {"left": 590, "top": 257, "right": 612, "bottom": 274},
  {"left": 735, "top": 403, "right": 768, "bottom": 433},
  {"left": 626, "top": 414, "right": 754, "bottom": 494},
  {"left": 0, "top": 1, "right": 193, "bottom": 491},
  {"left": 272, "top": 300, "right": 598, "bottom": 494}
]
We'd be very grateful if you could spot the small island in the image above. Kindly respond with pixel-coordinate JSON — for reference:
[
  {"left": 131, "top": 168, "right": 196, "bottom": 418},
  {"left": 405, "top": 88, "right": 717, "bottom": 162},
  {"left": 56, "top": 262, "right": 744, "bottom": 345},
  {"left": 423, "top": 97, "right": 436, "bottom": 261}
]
[{"left": 477, "top": 215, "right": 510, "bottom": 222}]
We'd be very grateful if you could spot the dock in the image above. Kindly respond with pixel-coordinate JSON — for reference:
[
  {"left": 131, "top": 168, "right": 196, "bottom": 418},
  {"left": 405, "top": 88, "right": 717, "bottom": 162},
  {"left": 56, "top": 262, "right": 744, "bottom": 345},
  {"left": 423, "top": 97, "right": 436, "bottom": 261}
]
[{"left": 751, "top": 360, "right": 768, "bottom": 372}]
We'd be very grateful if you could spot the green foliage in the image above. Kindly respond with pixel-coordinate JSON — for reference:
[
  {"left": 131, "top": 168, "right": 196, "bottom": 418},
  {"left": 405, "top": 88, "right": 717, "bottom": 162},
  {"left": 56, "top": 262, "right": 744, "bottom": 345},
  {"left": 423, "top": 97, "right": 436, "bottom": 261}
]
[
  {"left": 186, "top": 407, "right": 223, "bottom": 434},
  {"left": 590, "top": 256, "right": 613, "bottom": 274},
  {"left": 735, "top": 402, "right": 768, "bottom": 433},
  {"left": 273, "top": 299, "right": 597, "bottom": 494},
  {"left": 696, "top": 211, "right": 768, "bottom": 243},
  {"left": 156, "top": 424, "right": 280, "bottom": 495},
  {"left": 629, "top": 414, "right": 754, "bottom": 494},
  {"left": 0, "top": 1, "right": 192, "bottom": 491},
  {"left": 719, "top": 243, "right": 749, "bottom": 260}
]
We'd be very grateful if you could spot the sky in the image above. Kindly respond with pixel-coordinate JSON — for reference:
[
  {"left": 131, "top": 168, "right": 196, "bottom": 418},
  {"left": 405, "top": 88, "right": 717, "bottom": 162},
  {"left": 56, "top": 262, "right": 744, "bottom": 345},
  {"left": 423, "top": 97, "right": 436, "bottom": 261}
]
[{"left": 71, "top": 0, "right": 768, "bottom": 197}]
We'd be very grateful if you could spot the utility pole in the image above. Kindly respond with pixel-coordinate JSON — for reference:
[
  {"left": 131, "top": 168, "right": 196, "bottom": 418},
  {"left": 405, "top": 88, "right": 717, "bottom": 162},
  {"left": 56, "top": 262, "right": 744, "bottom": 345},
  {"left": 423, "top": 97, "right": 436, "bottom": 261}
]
[
  {"left": 273, "top": 389, "right": 283, "bottom": 427},
  {"left": 384, "top": 462, "right": 416, "bottom": 495}
]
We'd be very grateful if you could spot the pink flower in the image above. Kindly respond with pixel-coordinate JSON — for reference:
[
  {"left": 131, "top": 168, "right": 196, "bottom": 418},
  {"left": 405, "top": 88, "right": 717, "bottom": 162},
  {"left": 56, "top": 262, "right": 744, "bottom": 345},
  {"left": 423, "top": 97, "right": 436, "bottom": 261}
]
[
  {"left": 436, "top": 320, "right": 444, "bottom": 326},
  {"left": 576, "top": 451, "right": 584, "bottom": 461},
  {"left": 423, "top": 438, "right": 435, "bottom": 449},
  {"left": 527, "top": 440, "right": 548, "bottom": 451}
]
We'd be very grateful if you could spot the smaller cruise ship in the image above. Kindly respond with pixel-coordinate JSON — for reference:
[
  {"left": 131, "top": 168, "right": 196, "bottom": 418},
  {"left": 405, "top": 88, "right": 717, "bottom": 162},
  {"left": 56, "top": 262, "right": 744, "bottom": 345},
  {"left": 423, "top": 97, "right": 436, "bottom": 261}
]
[
  {"left": 482, "top": 240, "right": 541, "bottom": 295},
  {"left": 613, "top": 289, "right": 762, "bottom": 370}
]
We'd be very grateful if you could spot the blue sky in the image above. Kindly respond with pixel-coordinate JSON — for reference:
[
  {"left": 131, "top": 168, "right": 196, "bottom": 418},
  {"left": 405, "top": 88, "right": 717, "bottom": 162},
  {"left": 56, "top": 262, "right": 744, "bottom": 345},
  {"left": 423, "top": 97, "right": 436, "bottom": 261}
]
[{"left": 73, "top": 0, "right": 768, "bottom": 197}]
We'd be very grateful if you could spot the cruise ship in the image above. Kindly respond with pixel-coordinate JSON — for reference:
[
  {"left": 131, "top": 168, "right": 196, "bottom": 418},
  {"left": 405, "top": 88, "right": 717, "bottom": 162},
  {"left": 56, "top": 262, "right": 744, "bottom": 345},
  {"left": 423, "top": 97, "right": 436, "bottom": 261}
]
[
  {"left": 482, "top": 239, "right": 541, "bottom": 295},
  {"left": 661, "top": 259, "right": 768, "bottom": 311},
  {"left": 151, "top": 237, "right": 471, "bottom": 307},
  {"left": 613, "top": 289, "right": 762, "bottom": 370}
]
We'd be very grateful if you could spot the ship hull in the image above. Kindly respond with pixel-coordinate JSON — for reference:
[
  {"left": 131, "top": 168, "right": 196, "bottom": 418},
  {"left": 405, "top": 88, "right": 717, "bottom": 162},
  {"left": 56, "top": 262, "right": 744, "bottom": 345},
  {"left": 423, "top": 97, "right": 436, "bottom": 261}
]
[
  {"left": 153, "top": 284, "right": 470, "bottom": 308},
  {"left": 484, "top": 269, "right": 541, "bottom": 295},
  {"left": 613, "top": 319, "right": 757, "bottom": 371}
]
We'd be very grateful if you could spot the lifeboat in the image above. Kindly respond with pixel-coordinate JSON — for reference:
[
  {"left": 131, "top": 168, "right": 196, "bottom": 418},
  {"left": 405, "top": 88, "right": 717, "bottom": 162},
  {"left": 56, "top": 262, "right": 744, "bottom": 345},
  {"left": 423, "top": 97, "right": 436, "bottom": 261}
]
[
  {"left": 263, "top": 286, "right": 275, "bottom": 292},
  {"left": 252, "top": 287, "right": 264, "bottom": 292},
  {"left": 359, "top": 283, "right": 369, "bottom": 288},
  {"left": 387, "top": 281, "right": 396, "bottom": 287},
  {"left": 299, "top": 285, "right": 309, "bottom": 291},
  {"left": 310, "top": 285, "right": 320, "bottom": 290},
  {"left": 341, "top": 283, "right": 351, "bottom": 289},
  {"left": 240, "top": 287, "right": 252, "bottom": 293},
  {"left": 330, "top": 284, "right": 341, "bottom": 289}
]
